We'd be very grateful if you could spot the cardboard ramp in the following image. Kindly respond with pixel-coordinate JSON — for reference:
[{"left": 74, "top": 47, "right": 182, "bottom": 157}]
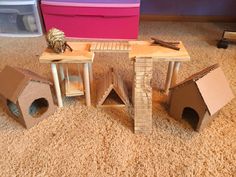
[
  {"left": 97, "top": 68, "right": 130, "bottom": 107},
  {"left": 133, "top": 57, "right": 153, "bottom": 134}
]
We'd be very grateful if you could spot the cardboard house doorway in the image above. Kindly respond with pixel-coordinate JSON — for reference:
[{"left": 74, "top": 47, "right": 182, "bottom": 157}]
[
  {"left": 29, "top": 98, "right": 49, "bottom": 118},
  {"left": 182, "top": 107, "right": 199, "bottom": 130}
]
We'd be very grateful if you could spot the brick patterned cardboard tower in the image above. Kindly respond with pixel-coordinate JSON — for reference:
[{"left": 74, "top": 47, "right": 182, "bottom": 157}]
[{"left": 133, "top": 57, "right": 153, "bottom": 134}]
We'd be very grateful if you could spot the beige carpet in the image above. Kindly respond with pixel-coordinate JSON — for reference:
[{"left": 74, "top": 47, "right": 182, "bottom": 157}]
[{"left": 0, "top": 22, "right": 235, "bottom": 177}]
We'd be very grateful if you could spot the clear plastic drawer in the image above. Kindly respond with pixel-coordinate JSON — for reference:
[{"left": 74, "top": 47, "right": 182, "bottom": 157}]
[{"left": 0, "top": 2, "right": 43, "bottom": 37}]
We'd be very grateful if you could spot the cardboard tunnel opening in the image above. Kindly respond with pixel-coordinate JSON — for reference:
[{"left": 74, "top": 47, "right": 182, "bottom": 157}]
[
  {"left": 29, "top": 98, "right": 49, "bottom": 118},
  {"left": 182, "top": 107, "right": 199, "bottom": 130},
  {"left": 7, "top": 99, "right": 20, "bottom": 118}
]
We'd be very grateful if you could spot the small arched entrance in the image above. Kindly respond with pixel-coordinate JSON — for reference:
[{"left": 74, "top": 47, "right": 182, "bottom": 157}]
[
  {"left": 182, "top": 107, "right": 199, "bottom": 130},
  {"left": 29, "top": 98, "right": 49, "bottom": 118}
]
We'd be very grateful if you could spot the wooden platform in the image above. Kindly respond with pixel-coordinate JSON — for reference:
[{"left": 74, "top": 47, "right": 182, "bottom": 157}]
[
  {"left": 90, "top": 42, "right": 131, "bottom": 52},
  {"left": 39, "top": 42, "right": 94, "bottom": 64},
  {"left": 128, "top": 41, "right": 190, "bottom": 61}
]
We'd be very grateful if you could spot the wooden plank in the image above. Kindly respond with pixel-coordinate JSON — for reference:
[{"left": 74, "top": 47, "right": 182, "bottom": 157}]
[
  {"left": 134, "top": 67, "right": 153, "bottom": 72},
  {"left": 115, "top": 42, "right": 119, "bottom": 50},
  {"left": 134, "top": 99, "right": 152, "bottom": 103},
  {"left": 224, "top": 31, "right": 236, "bottom": 41},
  {"left": 97, "top": 43, "right": 101, "bottom": 50},
  {"left": 134, "top": 101, "right": 152, "bottom": 105},
  {"left": 134, "top": 71, "right": 153, "bottom": 74},
  {"left": 135, "top": 108, "right": 152, "bottom": 112},
  {"left": 65, "top": 76, "right": 84, "bottom": 97},
  {"left": 90, "top": 42, "right": 97, "bottom": 51},
  {"left": 134, "top": 63, "right": 153, "bottom": 67},
  {"left": 129, "top": 41, "right": 190, "bottom": 62},
  {"left": 108, "top": 43, "right": 112, "bottom": 50},
  {"left": 90, "top": 42, "right": 131, "bottom": 53},
  {"left": 39, "top": 42, "right": 93, "bottom": 63},
  {"left": 135, "top": 110, "right": 151, "bottom": 114},
  {"left": 135, "top": 122, "right": 152, "bottom": 126},
  {"left": 40, "top": 41, "right": 190, "bottom": 64},
  {"left": 98, "top": 104, "right": 126, "bottom": 108}
]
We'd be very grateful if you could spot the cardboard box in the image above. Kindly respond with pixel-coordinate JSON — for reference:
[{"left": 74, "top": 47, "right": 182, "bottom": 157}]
[
  {"left": 169, "top": 64, "right": 234, "bottom": 131},
  {"left": 0, "top": 66, "right": 56, "bottom": 129}
]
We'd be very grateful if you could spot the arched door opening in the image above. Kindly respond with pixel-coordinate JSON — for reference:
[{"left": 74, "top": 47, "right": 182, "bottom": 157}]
[
  {"left": 182, "top": 107, "right": 199, "bottom": 130},
  {"left": 29, "top": 98, "right": 49, "bottom": 118}
]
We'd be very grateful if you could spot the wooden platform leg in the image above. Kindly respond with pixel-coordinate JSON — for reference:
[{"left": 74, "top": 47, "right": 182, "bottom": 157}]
[
  {"left": 164, "top": 61, "right": 175, "bottom": 94},
  {"left": 88, "top": 63, "right": 95, "bottom": 104},
  {"left": 51, "top": 63, "right": 63, "bottom": 107},
  {"left": 84, "top": 63, "right": 91, "bottom": 106},
  {"left": 88, "top": 63, "right": 93, "bottom": 85},
  {"left": 171, "top": 62, "right": 181, "bottom": 87},
  {"left": 59, "top": 64, "right": 64, "bottom": 82}
]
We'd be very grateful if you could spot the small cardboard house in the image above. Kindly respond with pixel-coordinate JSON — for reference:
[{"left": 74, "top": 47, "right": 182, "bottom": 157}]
[
  {"left": 169, "top": 64, "right": 234, "bottom": 131},
  {"left": 0, "top": 66, "right": 56, "bottom": 129}
]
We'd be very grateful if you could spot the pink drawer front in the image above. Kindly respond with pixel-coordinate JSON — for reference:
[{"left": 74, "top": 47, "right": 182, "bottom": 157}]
[{"left": 41, "top": 4, "right": 140, "bottom": 39}]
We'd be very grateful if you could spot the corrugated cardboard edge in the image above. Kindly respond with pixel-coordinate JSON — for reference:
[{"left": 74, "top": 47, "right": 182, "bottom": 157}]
[
  {"left": 170, "top": 64, "right": 219, "bottom": 90},
  {"left": 15, "top": 67, "right": 52, "bottom": 85},
  {"left": 97, "top": 68, "right": 130, "bottom": 106}
]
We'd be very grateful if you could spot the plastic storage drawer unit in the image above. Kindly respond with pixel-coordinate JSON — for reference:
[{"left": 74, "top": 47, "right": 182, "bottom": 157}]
[
  {"left": 41, "top": 0, "right": 140, "bottom": 39},
  {"left": 0, "top": 0, "right": 43, "bottom": 37}
]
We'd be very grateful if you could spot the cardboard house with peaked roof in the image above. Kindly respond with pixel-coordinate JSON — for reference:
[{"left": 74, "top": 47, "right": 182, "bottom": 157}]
[
  {"left": 169, "top": 64, "right": 234, "bottom": 131},
  {"left": 0, "top": 65, "right": 56, "bottom": 129}
]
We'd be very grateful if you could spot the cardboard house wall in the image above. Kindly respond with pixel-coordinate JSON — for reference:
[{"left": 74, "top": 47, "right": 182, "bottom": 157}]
[
  {"left": 97, "top": 68, "right": 130, "bottom": 107},
  {"left": 169, "top": 64, "right": 234, "bottom": 131},
  {"left": 0, "top": 66, "right": 56, "bottom": 129}
]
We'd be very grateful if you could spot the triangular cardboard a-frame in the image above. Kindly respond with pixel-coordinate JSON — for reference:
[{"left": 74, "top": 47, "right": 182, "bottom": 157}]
[{"left": 97, "top": 68, "right": 130, "bottom": 107}]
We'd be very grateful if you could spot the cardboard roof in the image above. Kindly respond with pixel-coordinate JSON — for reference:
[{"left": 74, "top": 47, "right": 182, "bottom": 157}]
[
  {"left": 0, "top": 65, "right": 52, "bottom": 103},
  {"left": 171, "top": 64, "right": 219, "bottom": 89},
  {"left": 171, "top": 64, "right": 234, "bottom": 115}
]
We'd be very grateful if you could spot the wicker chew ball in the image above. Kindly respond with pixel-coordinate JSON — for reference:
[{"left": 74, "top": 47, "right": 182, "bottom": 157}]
[{"left": 46, "top": 28, "right": 73, "bottom": 53}]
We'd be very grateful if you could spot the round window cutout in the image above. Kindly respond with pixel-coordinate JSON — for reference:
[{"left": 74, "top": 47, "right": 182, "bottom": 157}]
[
  {"left": 7, "top": 100, "right": 20, "bottom": 118},
  {"left": 29, "top": 98, "right": 49, "bottom": 118}
]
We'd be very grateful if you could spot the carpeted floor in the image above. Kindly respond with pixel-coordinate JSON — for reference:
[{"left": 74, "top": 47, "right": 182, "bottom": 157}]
[{"left": 0, "top": 21, "right": 235, "bottom": 177}]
